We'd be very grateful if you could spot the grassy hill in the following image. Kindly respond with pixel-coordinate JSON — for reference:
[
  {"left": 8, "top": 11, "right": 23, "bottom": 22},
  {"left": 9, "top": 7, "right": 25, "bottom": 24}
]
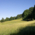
[{"left": 0, "top": 18, "right": 35, "bottom": 35}]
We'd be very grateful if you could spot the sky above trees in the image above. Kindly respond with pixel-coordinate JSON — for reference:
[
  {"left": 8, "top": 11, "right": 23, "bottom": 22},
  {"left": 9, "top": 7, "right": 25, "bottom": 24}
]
[{"left": 0, "top": 0, "right": 35, "bottom": 20}]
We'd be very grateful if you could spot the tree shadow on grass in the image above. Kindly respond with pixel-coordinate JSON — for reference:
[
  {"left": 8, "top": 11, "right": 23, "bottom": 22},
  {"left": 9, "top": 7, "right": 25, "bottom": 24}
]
[
  {"left": 10, "top": 26, "right": 35, "bottom": 35},
  {"left": 21, "top": 19, "right": 32, "bottom": 22},
  {"left": 21, "top": 18, "right": 33, "bottom": 21}
]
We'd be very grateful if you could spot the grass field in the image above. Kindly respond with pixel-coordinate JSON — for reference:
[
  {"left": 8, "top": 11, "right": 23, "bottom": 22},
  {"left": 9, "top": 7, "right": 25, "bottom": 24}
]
[{"left": 0, "top": 18, "right": 35, "bottom": 35}]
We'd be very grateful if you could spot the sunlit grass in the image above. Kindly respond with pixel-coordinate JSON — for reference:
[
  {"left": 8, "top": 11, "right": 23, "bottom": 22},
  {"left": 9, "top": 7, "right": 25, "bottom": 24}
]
[{"left": 0, "top": 18, "right": 35, "bottom": 35}]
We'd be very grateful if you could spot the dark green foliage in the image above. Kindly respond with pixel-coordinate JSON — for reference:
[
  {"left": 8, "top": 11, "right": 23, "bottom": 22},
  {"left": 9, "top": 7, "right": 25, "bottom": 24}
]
[
  {"left": 31, "top": 5, "right": 35, "bottom": 19},
  {"left": 10, "top": 26, "right": 35, "bottom": 35},
  {"left": 9, "top": 17, "right": 13, "bottom": 20},
  {"left": 26, "top": 5, "right": 35, "bottom": 20},
  {"left": 23, "top": 13, "right": 33, "bottom": 21},
  {"left": 22, "top": 5, "right": 35, "bottom": 21},
  {"left": 29, "top": 7, "right": 33, "bottom": 11},
  {"left": 0, "top": 14, "right": 22, "bottom": 22},
  {"left": 5, "top": 17, "right": 10, "bottom": 21},
  {"left": 16, "top": 14, "right": 22, "bottom": 19},
  {"left": 0, "top": 20, "right": 1, "bottom": 22},
  {"left": 13, "top": 17, "right": 16, "bottom": 20},
  {"left": 1, "top": 18, "right": 5, "bottom": 22},
  {"left": 8, "top": 14, "right": 22, "bottom": 21},
  {"left": 22, "top": 9, "right": 30, "bottom": 20},
  {"left": 11, "top": 17, "right": 16, "bottom": 20}
]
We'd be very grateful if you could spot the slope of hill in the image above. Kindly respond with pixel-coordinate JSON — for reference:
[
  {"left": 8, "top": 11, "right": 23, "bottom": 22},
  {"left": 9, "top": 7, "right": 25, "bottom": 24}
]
[{"left": 0, "top": 18, "right": 35, "bottom": 35}]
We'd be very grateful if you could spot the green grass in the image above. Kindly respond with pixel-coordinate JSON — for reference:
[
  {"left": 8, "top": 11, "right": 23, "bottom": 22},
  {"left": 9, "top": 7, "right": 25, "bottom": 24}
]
[{"left": 0, "top": 18, "right": 35, "bottom": 35}]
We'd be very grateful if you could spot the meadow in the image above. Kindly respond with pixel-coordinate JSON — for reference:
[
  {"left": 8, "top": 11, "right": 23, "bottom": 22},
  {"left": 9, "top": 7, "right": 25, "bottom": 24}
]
[{"left": 0, "top": 18, "right": 35, "bottom": 35}]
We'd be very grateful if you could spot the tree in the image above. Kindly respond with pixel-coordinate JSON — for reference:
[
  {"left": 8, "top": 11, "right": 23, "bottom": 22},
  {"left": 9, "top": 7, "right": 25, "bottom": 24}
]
[
  {"left": 1, "top": 18, "right": 5, "bottom": 22},
  {"left": 9, "top": 16, "right": 13, "bottom": 20},
  {"left": 29, "top": 7, "right": 33, "bottom": 11},
  {"left": 13, "top": 17, "right": 16, "bottom": 20},
  {"left": 27, "top": 5, "right": 35, "bottom": 20},
  {"left": 22, "top": 5, "right": 35, "bottom": 21},
  {"left": 31, "top": 5, "right": 35, "bottom": 19},
  {"left": 22, "top": 9, "right": 30, "bottom": 20},
  {"left": 16, "top": 14, "right": 22, "bottom": 19},
  {"left": 5, "top": 17, "right": 9, "bottom": 21}
]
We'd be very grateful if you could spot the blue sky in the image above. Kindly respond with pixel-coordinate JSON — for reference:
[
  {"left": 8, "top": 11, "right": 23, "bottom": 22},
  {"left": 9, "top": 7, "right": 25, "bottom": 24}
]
[{"left": 0, "top": 0, "right": 35, "bottom": 20}]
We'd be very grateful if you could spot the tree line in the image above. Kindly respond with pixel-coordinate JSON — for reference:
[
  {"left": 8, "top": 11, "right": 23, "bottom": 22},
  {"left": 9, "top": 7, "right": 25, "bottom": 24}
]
[
  {"left": 0, "top": 14, "right": 22, "bottom": 22},
  {"left": 0, "top": 5, "right": 35, "bottom": 22}
]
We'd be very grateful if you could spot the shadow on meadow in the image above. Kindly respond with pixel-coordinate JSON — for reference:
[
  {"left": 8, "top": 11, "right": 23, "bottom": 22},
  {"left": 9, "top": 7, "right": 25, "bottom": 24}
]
[{"left": 10, "top": 25, "right": 35, "bottom": 35}]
